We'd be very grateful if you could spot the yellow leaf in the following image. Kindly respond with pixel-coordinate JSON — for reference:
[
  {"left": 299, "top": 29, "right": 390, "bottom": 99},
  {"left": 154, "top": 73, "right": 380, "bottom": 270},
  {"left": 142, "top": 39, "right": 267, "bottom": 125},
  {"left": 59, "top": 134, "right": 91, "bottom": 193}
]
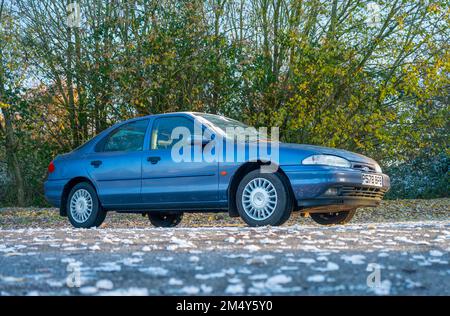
[{"left": 0, "top": 101, "right": 10, "bottom": 109}]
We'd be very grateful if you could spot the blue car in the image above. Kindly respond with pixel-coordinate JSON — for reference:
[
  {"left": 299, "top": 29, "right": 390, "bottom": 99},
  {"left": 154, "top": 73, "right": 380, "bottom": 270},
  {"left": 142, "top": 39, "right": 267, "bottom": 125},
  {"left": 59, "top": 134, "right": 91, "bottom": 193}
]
[{"left": 44, "top": 112, "right": 390, "bottom": 228}]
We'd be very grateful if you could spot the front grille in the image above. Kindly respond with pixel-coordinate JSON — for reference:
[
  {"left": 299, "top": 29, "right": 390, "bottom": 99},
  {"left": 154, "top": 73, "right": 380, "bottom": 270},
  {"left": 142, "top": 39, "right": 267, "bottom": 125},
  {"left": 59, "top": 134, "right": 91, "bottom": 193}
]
[
  {"left": 351, "top": 162, "right": 376, "bottom": 173},
  {"left": 340, "top": 186, "right": 387, "bottom": 199}
]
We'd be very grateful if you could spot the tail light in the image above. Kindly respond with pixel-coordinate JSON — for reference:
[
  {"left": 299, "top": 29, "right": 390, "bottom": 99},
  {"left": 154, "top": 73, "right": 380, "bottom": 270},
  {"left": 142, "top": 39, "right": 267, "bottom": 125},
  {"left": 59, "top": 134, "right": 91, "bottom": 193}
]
[{"left": 48, "top": 161, "right": 55, "bottom": 173}]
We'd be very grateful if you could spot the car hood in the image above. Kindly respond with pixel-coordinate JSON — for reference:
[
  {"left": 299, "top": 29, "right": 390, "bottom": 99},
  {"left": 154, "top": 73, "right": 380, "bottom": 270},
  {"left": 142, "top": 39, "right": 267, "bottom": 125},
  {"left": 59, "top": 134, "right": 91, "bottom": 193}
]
[{"left": 278, "top": 143, "right": 377, "bottom": 164}]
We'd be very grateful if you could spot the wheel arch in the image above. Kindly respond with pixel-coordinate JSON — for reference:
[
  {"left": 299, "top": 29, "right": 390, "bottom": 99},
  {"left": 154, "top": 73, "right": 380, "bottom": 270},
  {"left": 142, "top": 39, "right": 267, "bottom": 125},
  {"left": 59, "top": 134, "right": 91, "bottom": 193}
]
[
  {"left": 60, "top": 177, "right": 99, "bottom": 216},
  {"left": 227, "top": 161, "right": 296, "bottom": 217}
]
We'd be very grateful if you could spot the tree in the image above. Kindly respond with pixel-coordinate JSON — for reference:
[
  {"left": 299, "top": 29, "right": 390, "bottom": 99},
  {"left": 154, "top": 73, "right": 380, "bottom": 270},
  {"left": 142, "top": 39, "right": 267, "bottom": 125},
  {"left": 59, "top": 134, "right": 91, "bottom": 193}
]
[
  {"left": 0, "top": 0, "right": 26, "bottom": 205},
  {"left": 0, "top": 0, "right": 448, "bottom": 205}
]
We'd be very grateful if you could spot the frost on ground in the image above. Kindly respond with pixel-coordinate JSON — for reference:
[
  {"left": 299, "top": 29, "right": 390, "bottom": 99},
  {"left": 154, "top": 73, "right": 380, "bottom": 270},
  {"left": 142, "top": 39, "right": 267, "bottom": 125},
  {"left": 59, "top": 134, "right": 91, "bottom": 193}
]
[
  {"left": 0, "top": 198, "right": 448, "bottom": 230},
  {"left": 0, "top": 220, "right": 448, "bottom": 295}
]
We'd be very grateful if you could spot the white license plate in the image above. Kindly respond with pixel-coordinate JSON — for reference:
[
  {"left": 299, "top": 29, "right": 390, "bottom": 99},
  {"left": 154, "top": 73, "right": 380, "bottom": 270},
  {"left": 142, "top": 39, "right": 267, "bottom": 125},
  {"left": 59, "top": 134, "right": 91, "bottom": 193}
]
[{"left": 362, "top": 173, "right": 383, "bottom": 187}]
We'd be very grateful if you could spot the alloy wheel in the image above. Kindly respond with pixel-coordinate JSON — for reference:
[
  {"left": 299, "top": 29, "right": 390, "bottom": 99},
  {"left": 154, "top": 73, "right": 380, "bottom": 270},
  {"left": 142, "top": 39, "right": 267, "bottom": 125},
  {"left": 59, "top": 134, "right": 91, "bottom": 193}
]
[
  {"left": 69, "top": 189, "right": 93, "bottom": 223},
  {"left": 241, "top": 178, "right": 278, "bottom": 221}
]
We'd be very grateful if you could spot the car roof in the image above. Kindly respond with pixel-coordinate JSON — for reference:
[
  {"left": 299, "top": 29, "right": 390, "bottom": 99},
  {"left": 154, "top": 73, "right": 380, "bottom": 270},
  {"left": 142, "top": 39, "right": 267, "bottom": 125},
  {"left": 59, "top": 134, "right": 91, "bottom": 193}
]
[
  {"left": 122, "top": 111, "right": 229, "bottom": 125},
  {"left": 98, "top": 111, "right": 216, "bottom": 134},
  {"left": 127, "top": 111, "right": 205, "bottom": 122}
]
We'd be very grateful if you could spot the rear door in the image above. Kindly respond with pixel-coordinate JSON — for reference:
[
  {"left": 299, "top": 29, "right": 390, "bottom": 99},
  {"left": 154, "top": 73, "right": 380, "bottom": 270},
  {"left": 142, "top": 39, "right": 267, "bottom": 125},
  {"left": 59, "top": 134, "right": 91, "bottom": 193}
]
[
  {"left": 86, "top": 119, "right": 149, "bottom": 207},
  {"left": 141, "top": 115, "right": 219, "bottom": 209}
]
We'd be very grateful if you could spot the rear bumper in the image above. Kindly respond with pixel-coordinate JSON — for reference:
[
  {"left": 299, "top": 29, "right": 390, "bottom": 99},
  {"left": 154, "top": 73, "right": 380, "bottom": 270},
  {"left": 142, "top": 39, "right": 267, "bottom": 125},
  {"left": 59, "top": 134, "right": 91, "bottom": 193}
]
[
  {"left": 44, "top": 179, "right": 67, "bottom": 208},
  {"left": 281, "top": 165, "right": 390, "bottom": 211}
]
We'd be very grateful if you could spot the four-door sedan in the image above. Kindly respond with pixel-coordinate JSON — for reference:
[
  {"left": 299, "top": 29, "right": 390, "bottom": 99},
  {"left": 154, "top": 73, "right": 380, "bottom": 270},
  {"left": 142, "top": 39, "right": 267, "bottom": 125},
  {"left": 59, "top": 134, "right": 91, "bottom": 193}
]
[{"left": 44, "top": 112, "right": 390, "bottom": 228}]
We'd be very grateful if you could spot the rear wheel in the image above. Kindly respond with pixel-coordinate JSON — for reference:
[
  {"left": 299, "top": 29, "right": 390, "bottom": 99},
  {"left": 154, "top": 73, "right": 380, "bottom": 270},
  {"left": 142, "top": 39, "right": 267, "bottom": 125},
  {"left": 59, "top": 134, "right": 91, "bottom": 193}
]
[
  {"left": 67, "top": 182, "right": 106, "bottom": 228},
  {"left": 148, "top": 212, "right": 183, "bottom": 227},
  {"left": 310, "top": 209, "right": 356, "bottom": 225},
  {"left": 236, "top": 169, "right": 292, "bottom": 227}
]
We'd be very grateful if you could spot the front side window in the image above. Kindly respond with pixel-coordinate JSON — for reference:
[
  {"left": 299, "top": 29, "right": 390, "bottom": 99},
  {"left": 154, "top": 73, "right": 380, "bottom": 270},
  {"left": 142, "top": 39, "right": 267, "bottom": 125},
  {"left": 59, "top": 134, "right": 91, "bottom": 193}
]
[
  {"left": 101, "top": 119, "right": 149, "bottom": 152},
  {"left": 194, "top": 113, "right": 259, "bottom": 139},
  {"left": 151, "top": 116, "right": 194, "bottom": 150}
]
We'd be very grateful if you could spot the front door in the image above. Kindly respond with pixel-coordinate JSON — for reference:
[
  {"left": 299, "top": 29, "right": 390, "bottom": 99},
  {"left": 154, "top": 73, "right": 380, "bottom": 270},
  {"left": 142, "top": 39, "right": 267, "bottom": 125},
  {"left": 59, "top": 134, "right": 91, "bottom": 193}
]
[{"left": 141, "top": 115, "right": 219, "bottom": 209}]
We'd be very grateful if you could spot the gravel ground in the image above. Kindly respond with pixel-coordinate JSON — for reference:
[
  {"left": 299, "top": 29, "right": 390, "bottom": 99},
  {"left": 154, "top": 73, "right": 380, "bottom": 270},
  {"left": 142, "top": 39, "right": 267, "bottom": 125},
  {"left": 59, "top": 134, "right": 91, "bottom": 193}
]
[
  {"left": 0, "top": 221, "right": 449, "bottom": 296},
  {"left": 0, "top": 198, "right": 449, "bottom": 229},
  {"left": 0, "top": 199, "right": 448, "bottom": 296}
]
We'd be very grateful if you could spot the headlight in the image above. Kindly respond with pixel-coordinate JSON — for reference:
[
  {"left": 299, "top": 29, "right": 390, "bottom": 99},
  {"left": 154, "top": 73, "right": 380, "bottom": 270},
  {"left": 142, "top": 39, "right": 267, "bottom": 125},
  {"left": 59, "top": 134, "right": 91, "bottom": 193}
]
[
  {"left": 302, "top": 155, "right": 351, "bottom": 168},
  {"left": 374, "top": 163, "right": 382, "bottom": 173}
]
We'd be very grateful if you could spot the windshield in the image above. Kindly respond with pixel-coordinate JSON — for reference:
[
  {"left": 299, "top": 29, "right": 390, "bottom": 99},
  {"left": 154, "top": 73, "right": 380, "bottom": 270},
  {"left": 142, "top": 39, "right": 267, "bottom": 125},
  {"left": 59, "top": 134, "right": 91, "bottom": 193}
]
[{"left": 194, "top": 113, "right": 260, "bottom": 139}]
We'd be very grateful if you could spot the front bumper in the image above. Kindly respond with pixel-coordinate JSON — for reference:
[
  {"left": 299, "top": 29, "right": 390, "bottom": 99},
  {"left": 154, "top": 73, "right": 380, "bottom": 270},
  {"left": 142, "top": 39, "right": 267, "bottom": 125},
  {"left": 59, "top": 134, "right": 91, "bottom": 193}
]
[{"left": 282, "top": 165, "right": 390, "bottom": 212}]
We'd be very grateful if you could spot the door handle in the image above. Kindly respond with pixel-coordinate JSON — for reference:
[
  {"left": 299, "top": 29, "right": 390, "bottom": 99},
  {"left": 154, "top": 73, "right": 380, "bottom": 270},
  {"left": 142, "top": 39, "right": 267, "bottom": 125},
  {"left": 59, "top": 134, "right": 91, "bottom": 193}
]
[
  {"left": 147, "top": 156, "right": 161, "bottom": 164},
  {"left": 91, "top": 160, "right": 102, "bottom": 168}
]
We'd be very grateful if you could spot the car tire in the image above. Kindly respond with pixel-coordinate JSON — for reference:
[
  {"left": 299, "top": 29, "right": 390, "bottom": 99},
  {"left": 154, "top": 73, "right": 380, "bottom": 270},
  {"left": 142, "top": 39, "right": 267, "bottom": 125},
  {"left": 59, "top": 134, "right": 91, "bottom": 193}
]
[
  {"left": 67, "top": 182, "right": 106, "bottom": 228},
  {"left": 310, "top": 209, "right": 356, "bottom": 225},
  {"left": 148, "top": 212, "right": 183, "bottom": 227},
  {"left": 236, "top": 169, "right": 293, "bottom": 227}
]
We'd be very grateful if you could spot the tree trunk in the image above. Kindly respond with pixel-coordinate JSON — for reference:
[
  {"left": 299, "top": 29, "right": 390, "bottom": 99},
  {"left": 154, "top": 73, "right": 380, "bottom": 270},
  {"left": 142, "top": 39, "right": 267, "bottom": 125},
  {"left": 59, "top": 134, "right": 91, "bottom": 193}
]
[
  {"left": 2, "top": 109, "right": 25, "bottom": 206},
  {"left": 212, "top": 0, "right": 224, "bottom": 112},
  {"left": 66, "top": 1, "right": 79, "bottom": 147},
  {"left": 74, "top": 26, "right": 88, "bottom": 141},
  {"left": 0, "top": 2, "right": 25, "bottom": 205},
  {"left": 329, "top": 0, "right": 338, "bottom": 36}
]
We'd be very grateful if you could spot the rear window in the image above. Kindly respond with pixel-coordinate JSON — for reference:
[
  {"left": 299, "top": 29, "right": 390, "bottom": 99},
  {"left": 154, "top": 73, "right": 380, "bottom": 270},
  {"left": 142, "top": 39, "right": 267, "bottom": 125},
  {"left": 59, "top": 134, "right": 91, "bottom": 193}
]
[{"left": 96, "top": 120, "right": 149, "bottom": 152}]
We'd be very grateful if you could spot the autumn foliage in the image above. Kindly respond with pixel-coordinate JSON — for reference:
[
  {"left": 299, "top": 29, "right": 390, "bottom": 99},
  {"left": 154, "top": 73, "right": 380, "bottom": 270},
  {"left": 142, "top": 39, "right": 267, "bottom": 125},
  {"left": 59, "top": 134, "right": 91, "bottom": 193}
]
[{"left": 0, "top": 0, "right": 448, "bottom": 205}]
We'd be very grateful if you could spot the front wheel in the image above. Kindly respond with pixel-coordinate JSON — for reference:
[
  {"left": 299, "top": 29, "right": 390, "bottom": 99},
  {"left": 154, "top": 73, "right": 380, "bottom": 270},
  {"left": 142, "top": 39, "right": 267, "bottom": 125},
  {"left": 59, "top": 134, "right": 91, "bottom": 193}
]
[
  {"left": 67, "top": 182, "right": 106, "bottom": 228},
  {"left": 310, "top": 209, "right": 356, "bottom": 225},
  {"left": 236, "top": 170, "right": 293, "bottom": 227},
  {"left": 148, "top": 212, "right": 183, "bottom": 227}
]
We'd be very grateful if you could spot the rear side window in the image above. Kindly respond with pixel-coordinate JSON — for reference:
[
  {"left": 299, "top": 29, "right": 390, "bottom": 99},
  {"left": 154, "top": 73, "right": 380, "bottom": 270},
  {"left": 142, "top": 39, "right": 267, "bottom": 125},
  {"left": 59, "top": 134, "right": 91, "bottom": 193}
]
[
  {"left": 150, "top": 116, "right": 194, "bottom": 150},
  {"left": 97, "top": 120, "right": 149, "bottom": 152}
]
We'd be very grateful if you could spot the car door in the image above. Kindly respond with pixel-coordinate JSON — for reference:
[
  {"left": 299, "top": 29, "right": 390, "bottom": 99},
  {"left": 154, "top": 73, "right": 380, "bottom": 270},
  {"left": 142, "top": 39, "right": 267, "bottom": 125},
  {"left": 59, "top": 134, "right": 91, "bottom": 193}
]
[
  {"left": 86, "top": 119, "right": 149, "bottom": 207},
  {"left": 141, "top": 115, "right": 219, "bottom": 209}
]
